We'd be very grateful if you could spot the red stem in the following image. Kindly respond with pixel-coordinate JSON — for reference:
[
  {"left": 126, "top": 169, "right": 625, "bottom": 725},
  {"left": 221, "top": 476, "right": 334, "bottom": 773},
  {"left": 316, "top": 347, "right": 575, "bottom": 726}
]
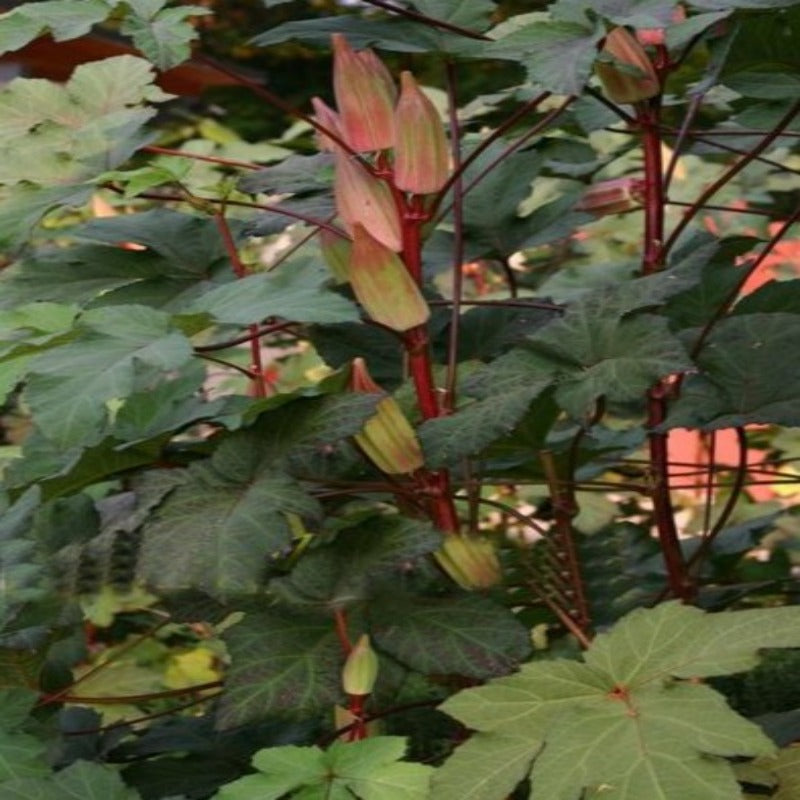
[
  {"left": 334, "top": 608, "right": 352, "bottom": 654},
  {"left": 213, "top": 211, "right": 268, "bottom": 397},
  {"left": 638, "top": 101, "right": 694, "bottom": 602},
  {"left": 443, "top": 60, "right": 464, "bottom": 414},
  {"left": 141, "top": 145, "right": 260, "bottom": 170}
]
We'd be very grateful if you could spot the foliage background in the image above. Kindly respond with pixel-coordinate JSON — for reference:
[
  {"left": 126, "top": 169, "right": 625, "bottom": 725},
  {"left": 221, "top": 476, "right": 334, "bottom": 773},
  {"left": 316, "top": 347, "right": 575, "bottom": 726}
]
[{"left": 0, "top": 0, "right": 799, "bottom": 798}]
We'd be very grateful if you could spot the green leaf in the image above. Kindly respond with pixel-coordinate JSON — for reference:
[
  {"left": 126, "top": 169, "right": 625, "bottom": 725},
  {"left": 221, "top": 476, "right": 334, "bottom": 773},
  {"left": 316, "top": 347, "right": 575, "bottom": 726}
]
[
  {"left": 136, "top": 395, "right": 373, "bottom": 599},
  {"left": 664, "top": 313, "right": 800, "bottom": 429},
  {"left": 715, "top": 7, "right": 800, "bottom": 96},
  {"left": 138, "top": 455, "right": 319, "bottom": 600},
  {"left": 438, "top": 603, "right": 800, "bottom": 800},
  {"left": 270, "top": 516, "right": 441, "bottom": 610},
  {"left": 121, "top": 4, "right": 212, "bottom": 70},
  {"left": 250, "top": 17, "right": 440, "bottom": 52},
  {"left": 0, "top": 57, "right": 170, "bottom": 247},
  {"left": 217, "top": 738, "right": 432, "bottom": 799},
  {"left": 0, "top": 489, "right": 47, "bottom": 635},
  {"left": 189, "top": 258, "right": 359, "bottom": 326},
  {"left": 369, "top": 592, "right": 531, "bottom": 679},
  {"left": 460, "top": 146, "right": 545, "bottom": 259},
  {"left": 25, "top": 305, "right": 193, "bottom": 448},
  {"left": 525, "top": 310, "right": 691, "bottom": 418},
  {"left": 1, "top": 760, "right": 139, "bottom": 799},
  {"left": 486, "top": 16, "right": 603, "bottom": 95},
  {"left": 238, "top": 153, "right": 334, "bottom": 197},
  {"left": 0, "top": 57, "right": 168, "bottom": 186},
  {"left": 5, "top": 432, "right": 167, "bottom": 500},
  {"left": 217, "top": 745, "right": 328, "bottom": 799},
  {"left": 217, "top": 609, "right": 343, "bottom": 727},
  {"left": 75, "top": 210, "right": 229, "bottom": 275},
  {"left": 733, "top": 279, "right": 800, "bottom": 315},
  {"left": 665, "top": 10, "right": 732, "bottom": 49},
  {"left": 112, "top": 362, "right": 236, "bottom": 446},
  {"left": 431, "top": 733, "right": 535, "bottom": 800},
  {"left": 0, "top": 690, "right": 39, "bottom": 728},
  {"left": 0, "top": 729, "right": 49, "bottom": 782},
  {"left": 769, "top": 747, "right": 800, "bottom": 800},
  {"left": 0, "top": 184, "right": 93, "bottom": 253},
  {"left": 412, "top": 0, "right": 495, "bottom": 31},
  {"left": 418, "top": 378, "right": 552, "bottom": 468},
  {"left": 324, "top": 738, "right": 432, "bottom": 800},
  {"left": 0, "top": 1, "right": 111, "bottom": 54}
]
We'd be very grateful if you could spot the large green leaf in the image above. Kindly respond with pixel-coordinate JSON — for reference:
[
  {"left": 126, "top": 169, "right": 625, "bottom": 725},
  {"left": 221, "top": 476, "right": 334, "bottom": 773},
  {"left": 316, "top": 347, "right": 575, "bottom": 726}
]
[
  {"left": 460, "top": 146, "right": 546, "bottom": 259},
  {"left": 217, "top": 608, "right": 343, "bottom": 727},
  {"left": 0, "top": 1, "right": 111, "bottom": 54},
  {"left": 430, "top": 733, "right": 534, "bottom": 800},
  {"left": 1, "top": 760, "right": 138, "bottom": 799},
  {"left": 369, "top": 592, "right": 531, "bottom": 679},
  {"left": 137, "top": 396, "right": 377, "bottom": 599},
  {"left": 216, "top": 737, "right": 432, "bottom": 799},
  {"left": 0, "top": 730, "right": 48, "bottom": 783},
  {"left": 251, "top": 16, "right": 441, "bottom": 52},
  {"left": 665, "top": 313, "right": 800, "bottom": 429},
  {"left": 418, "top": 378, "right": 552, "bottom": 468},
  {"left": 525, "top": 311, "right": 691, "bottom": 418},
  {"left": 75, "top": 210, "right": 230, "bottom": 275},
  {"left": 189, "top": 258, "right": 359, "bottom": 326},
  {"left": 413, "top": 0, "right": 495, "bottom": 31},
  {"left": 437, "top": 603, "right": 800, "bottom": 800},
  {"left": 24, "top": 305, "right": 193, "bottom": 449},
  {"left": 0, "top": 56, "right": 170, "bottom": 248},
  {"left": 137, "top": 454, "right": 319, "bottom": 600},
  {"left": 269, "top": 516, "right": 441, "bottom": 610},
  {"left": 0, "top": 56, "right": 169, "bottom": 186},
  {"left": 485, "top": 16, "right": 603, "bottom": 94}
]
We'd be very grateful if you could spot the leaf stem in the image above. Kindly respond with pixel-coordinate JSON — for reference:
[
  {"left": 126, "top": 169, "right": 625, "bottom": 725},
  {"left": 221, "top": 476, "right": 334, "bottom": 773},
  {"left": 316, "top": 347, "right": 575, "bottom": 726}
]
[
  {"left": 359, "top": 0, "right": 491, "bottom": 40},
  {"left": 213, "top": 210, "right": 268, "bottom": 397},
  {"left": 663, "top": 99, "right": 800, "bottom": 254}
]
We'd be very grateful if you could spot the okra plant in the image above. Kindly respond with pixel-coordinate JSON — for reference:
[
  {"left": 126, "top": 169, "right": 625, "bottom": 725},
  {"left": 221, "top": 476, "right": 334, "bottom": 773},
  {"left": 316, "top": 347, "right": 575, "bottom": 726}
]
[{"left": 0, "top": 0, "right": 799, "bottom": 798}]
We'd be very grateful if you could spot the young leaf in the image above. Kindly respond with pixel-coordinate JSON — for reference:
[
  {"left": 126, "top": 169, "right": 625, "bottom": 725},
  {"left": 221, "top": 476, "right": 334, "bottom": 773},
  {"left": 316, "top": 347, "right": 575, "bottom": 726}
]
[
  {"left": 0, "top": 56, "right": 170, "bottom": 245},
  {"left": 217, "top": 737, "right": 432, "bottom": 799},
  {"left": 121, "top": 2, "right": 212, "bottom": 70}
]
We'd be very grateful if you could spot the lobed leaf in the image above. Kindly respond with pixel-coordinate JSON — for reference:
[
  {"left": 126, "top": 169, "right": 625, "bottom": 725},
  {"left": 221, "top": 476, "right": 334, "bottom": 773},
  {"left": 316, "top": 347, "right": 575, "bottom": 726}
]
[{"left": 437, "top": 603, "right": 800, "bottom": 800}]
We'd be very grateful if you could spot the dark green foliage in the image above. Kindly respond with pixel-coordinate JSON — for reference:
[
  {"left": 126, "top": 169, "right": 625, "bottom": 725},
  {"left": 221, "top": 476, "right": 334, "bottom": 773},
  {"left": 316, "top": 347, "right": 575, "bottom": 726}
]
[{"left": 0, "top": 0, "right": 797, "bottom": 798}]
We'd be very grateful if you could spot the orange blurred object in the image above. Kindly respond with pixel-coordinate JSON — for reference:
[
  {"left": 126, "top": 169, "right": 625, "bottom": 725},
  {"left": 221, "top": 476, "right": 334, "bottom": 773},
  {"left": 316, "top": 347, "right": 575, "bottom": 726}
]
[{"left": 0, "top": 33, "right": 241, "bottom": 95}]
